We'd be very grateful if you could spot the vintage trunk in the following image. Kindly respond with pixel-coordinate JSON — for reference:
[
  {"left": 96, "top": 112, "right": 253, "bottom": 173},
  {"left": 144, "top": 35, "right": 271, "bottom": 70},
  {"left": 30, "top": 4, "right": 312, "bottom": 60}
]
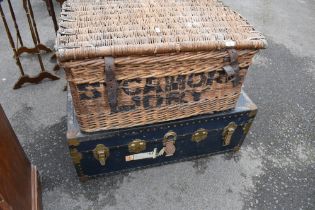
[
  {"left": 67, "top": 90, "right": 257, "bottom": 181},
  {"left": 56, "top": 0, "right": 266, "bottom": 132}
]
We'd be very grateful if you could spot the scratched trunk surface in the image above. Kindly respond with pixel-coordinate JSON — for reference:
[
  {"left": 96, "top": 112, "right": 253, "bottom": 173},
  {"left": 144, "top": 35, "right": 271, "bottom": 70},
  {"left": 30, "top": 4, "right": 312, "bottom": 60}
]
[{"left": 66, "top": 90, "right": 257, "bottom": 181}]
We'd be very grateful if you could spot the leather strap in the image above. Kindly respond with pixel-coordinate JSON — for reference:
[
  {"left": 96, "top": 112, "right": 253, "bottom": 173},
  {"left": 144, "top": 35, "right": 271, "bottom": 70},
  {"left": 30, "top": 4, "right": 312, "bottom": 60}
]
[
  {"left": 223, "top": 49, "right": 240, "bottom": 86},
  {"left": 104, "top": 57, "right": 118, "bottom": 112},
  {"left": 228, "top": 49, "right": 238, "bottom": 63}
]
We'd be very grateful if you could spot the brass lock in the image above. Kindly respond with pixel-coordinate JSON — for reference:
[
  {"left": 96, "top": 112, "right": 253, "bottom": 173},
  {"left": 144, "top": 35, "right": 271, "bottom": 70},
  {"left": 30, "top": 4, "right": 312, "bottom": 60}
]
[
  {"left": 222, "top": 122, "right": 237, "bottom": 146},
  {"left": 192, "top": 128, "right": 208, "bottom": 143},
  {"left": 128, "top": 139, "right": 146, "bottom": 153},
  {"left": 163, "top": 130, "right": 177, "bottom": 156},
  {"left": 93, "top": 144, "right": 109, "bottom": 166}
]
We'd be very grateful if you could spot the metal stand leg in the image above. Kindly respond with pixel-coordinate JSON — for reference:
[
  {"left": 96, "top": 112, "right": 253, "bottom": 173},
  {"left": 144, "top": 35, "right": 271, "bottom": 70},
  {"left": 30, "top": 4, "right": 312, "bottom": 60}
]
[
  {"left": 43, "top": 0, "right": 60, "bottom": 71},
  {"left": 7, "top": 0, "right": 52, "bottom": 57},
  {"left": 45, "top": 0, "right": 58, "bottom": 32},
  {"left": 0, "top": 1, "right": 59, "bottom": 89},
  {"left": 7, "top": 0, "right": 23, "bottom": 47},
  {"left": 0, "top": 4, "right": 25, "bottom": 77}
]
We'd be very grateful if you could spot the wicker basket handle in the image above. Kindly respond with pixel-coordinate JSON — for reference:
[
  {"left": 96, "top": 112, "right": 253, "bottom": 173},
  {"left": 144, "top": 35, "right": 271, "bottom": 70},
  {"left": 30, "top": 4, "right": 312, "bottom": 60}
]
[{"left": 104, "top": 57, "right": 118, "bottom": 112}]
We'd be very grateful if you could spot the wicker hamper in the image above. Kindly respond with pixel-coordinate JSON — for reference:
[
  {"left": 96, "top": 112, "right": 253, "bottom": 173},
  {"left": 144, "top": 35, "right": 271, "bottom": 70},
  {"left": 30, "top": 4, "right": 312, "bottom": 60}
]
[{"left": 56, "top": 0, "right": 267, "bottom": 132}]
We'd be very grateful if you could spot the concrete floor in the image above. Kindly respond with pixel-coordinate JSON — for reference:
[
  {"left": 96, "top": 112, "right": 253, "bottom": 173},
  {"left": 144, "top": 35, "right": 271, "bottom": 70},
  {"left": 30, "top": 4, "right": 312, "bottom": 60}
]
[{"left": 0, "top": 0, "right": 314, "bottom": 209}]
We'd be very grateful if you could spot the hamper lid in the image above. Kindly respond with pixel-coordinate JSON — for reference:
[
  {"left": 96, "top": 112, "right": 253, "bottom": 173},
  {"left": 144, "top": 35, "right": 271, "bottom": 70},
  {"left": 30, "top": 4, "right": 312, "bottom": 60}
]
[{"left": 56, "top": 0, "right": 267, "bottom": 61}]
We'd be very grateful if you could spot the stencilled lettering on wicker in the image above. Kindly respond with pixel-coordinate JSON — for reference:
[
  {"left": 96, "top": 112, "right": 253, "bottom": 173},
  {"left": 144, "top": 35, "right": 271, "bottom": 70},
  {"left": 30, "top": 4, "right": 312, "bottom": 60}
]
[{"left": 76, "top": 70, "right": 240, "bottom": 113}]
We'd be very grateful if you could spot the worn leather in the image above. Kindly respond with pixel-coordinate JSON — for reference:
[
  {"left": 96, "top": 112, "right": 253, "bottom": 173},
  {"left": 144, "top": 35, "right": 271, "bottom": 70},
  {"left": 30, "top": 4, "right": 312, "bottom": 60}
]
[
  {"left": 104, "top": 57, "right": 118, "bottom": 112},
  {"left": 223, "top": 49, "right": 240, "bottom": 86}
]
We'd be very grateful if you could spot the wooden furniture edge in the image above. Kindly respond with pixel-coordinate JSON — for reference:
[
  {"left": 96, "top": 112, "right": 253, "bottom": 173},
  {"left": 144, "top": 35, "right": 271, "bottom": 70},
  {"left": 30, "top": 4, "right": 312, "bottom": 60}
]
[{"left": 31, "top": 165, "right": 42, "bottom": 210}]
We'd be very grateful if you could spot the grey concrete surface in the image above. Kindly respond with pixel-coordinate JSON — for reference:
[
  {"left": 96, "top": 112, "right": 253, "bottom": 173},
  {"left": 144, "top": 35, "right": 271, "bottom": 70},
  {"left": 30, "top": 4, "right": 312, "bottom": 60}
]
[{"left": 0, "top": 0, "right": 314, "bottom": 209}]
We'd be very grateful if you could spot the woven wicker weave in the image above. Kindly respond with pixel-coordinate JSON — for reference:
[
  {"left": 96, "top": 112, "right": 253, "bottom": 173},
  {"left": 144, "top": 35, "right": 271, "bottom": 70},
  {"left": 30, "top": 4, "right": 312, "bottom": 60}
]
[{"left": 56, "top": 0, "right": 266, "bottom": 132}]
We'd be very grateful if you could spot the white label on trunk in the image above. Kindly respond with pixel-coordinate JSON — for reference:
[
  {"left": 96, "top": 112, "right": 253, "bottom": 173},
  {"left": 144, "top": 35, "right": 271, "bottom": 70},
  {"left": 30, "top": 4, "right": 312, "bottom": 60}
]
[{"left": 125, "top": 148, "right": 166, "bottom": 162}]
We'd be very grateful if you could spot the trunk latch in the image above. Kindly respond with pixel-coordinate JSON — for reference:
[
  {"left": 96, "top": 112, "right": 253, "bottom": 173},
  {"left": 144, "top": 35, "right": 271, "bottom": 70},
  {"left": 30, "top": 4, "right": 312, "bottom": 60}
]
[
  {"left": 192, "top": 128, "right": 208, "bottom": 143},
  {"left": 128, "top": 139, "right": 146, "bottom": 153},
  {"left": 93, "top": 144, "right": 110, "bottom": 166},
  {"left": 163, "top": 130, "right": 177, "bottom": 156},
  {"left": 223, "top": 122, "right": 237, "bottom": 146},
  {"left": 125, "top": 130, "right": 177, "bottom": 161}
]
